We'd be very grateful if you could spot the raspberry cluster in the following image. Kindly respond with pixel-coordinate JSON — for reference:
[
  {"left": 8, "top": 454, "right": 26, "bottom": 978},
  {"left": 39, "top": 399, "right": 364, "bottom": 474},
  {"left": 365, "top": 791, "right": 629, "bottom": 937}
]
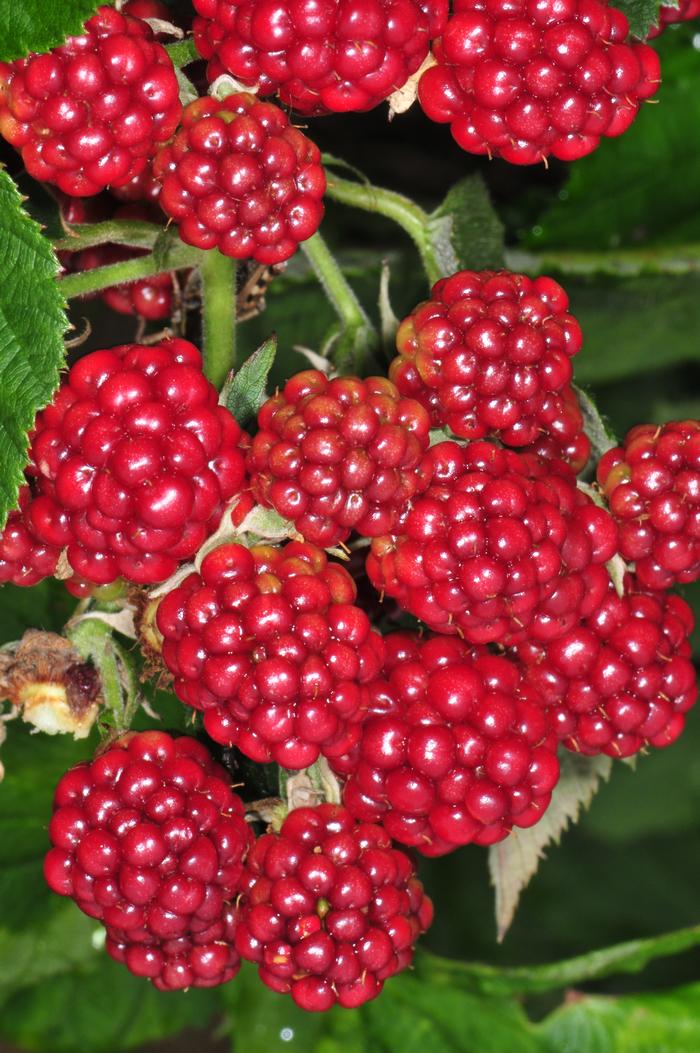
[
  {"left": 21, "top": 339, "right": 247, "bottom": 586},
  {"left": 597, "top": 421, "right": 700, "bottom": 590},
  {"left": 330, "top": 634, "right": 560, "bottom": 855},
  {"left": 44, "top": 731, "right": 252, "bottom": 991},
  {"left": 156, "top": 540, "right": 385, "bottom": 769},
  {"left": 516, "top": 578, "right": 697, "bottom": 758},
  {"left": 367, "top": 439, "right": 618, "bottom": 645},
  {"left": 0, "top": 491, "right": 60, "bottom": 587},
  {"left": 154, "top": 95, "right": 326, "bottom": 264},
  {"left": 192, "top": 0, "right": 449, "bottom": 115},
  {"left": 647, "top": 0, "right": 700, "bottom": 37},
  {"left": 248, "top": 370, "right": 432, "bottom": 547},
  {"left": 418, "top": 0, "right": 660, "bottom": 164},
  {"left": 0, "top": 5, "right": 181, "bottom": 197},
  {"left": 235, "top": 803, "right": 433, "bottom": 1009}
]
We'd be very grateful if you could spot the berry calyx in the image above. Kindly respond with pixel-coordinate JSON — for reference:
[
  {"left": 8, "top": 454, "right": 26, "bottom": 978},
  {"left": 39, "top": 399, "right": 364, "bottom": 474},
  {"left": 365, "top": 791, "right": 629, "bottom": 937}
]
[
  {"left": 366, "top": 440, "right": 619, "bottom": 645},
  {"left": 248, "top": 370, "right": 432, "bottom": 548},
  {"left": 44, "top": 731, "right": 252, "bottom": 990},
  {"left": 597, "top": 420, "right": 700, "bottom": 589},
  {"left": 235, "top": 803, "right": 433, "bottom": 1009},
  {"left": 154, "top": 94, "right": 326, "bottom": 265},
  {"left": 192, "top": 0, "right": 449, "bottom": 116},
  {"left": 155, "top": 540, "right": 385, "bottom": 769},
  {"left": 418, "top": 0, "right": 660, "bottom": 164},
  {"left": 0, "top": 5, "right": 182, "bottom": 197},
  {"left": 330, "top": 633, "right": 559, "bottom": 854}
]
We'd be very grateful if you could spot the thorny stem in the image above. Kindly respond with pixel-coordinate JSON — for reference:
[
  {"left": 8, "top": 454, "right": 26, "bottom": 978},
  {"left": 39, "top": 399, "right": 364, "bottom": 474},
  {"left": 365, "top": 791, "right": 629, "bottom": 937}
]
[
  {"left": 53, "top": 219, "right": 162, "bottom": 254},
  {"left": 200, "top": 249, "right": 238, "bottom": 389},
  {"left": 58, "top": 241, "right": 203, "bottom": 300}
]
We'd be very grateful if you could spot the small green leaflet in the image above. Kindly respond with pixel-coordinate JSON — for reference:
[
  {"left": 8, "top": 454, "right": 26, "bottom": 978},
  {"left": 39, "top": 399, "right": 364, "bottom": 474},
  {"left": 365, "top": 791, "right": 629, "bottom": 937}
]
[
  {"left": 612, "top": 0, "right": 667, "bottom": 36},
  {"left": 0, "top": 168, "right": 67, "bottom": 530},
  {"left": 430, "top": 174, "right": 506, "bottom": 273},
  {"left": 223, "top": 336, "right": 277, "bottom": 428},
  {"left": 0, "top": 1, "right": 101, "bottom": 62}
]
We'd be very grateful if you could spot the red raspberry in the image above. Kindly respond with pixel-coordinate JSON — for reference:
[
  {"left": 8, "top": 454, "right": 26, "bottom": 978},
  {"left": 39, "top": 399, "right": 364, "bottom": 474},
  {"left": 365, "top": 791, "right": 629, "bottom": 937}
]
[
  {"left": 25, "top": 338, "right": 248, "bottom": 586},
  {"left": 154, "top": 95, "right": 326, "bottom": 265},
  {"left": 330, "top": 633, "right": 559, "bottom": 855},
  {"left": 44, "top": 731, "right": 252, "bottom": 991},
  {"left": 418, "top": 0, "right": 660, "bottom": 165},
  {"left": 648, "top": 0, "right": 700, "bottom": 36},
  {"left": 124, "top": 0, "right": 173, "bottom": 21},
  {"left": 366, "top": 440, "right": 618, "bottom": 645},
  {"left": 0, "top": 6, "right": 182, "bottom": 197},
  {"left": 597, "top": 421, "right": 700, "bottom": 589},
  {"left": 389, "top": 270, "right": 583, "bottom": 450},
  {"left": 192, "top": 0, "right": 449, "bottom": 116},
  {"left": 519, "top": 384, "right": 591, "bottom": 475},
  {"left": 156, "top": 540, "right": 385, "bottom": 769},
  {"left": 516, "top": 578, "right": 697, "bottom": 757},
  {"left": 234, "top": 803, "right": 433, "bottom": 1010},
  {"left": 0, "top": 489, "right": 60, "bottom": 587},
  {"left": 111, "top": 159, "right": 163, "bottom": 204},
  {"left": 248, "top": 370, "right": 432, "bottom": 548}
]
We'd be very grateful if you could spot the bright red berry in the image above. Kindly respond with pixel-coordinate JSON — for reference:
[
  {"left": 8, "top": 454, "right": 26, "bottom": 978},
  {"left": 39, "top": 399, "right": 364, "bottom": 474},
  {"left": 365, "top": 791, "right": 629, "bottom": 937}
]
[
  {"left": 123, "top": 0, "right": 173, "bottom": 22},
  {"left": 0, "top": 5, "right": 182, "bottom": 197},
  {"left": 0, "top": 488, "right": 60, "bottom": 587},
  {"left": 23, "top": 338, "right": 248, "bottom": 586},
  {"left": 44, "top": 731, "right": 252, "bottom": 991},
  {"left": 192, "top": 0, "right": 449, "bottom": 116},
  {"left": 155, "top": 540, "right": 385, "bottom": 769},
  {"left": 516, "top": 577, "right": 697, "bottom": 757},
  {"left": 647, "top": 0, "right": 700, "bottom": 37},
  {"left": 235, "top": 803, "right": 433, "bottom": 1009},
  {"left": 418, "top": 0, "right": 660, "bottom": 165},
  {"left": 597, "top": 421, "right": 700, "bottom": 589},
  {"left": 248, "top": 370, "right": 432, "bottom": 548},
  {"left": 154, "top": 94, "right": 326, "bottom": 265},
  {"left": 366, "top": 440, "right": 618, "bottom": 645},
  {"left": 330, "top": 633, "right": 559, "bottom": 855}
]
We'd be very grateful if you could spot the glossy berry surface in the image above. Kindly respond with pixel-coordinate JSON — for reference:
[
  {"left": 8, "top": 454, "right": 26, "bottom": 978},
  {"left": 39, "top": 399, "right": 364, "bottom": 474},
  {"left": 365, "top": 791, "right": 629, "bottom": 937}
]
[
  {"left": 367, "top": 440, "right": 618, "bottom": 645},
  {"left": 330, "top": 633, "right": 559, "bottom": 854},
  {"left": 192, "top": 0, "right": 449, "bottom": 116},
  {"left": 25, "top": 338, "right": 248, "bottom": 586},
  {"left": 0, "top": 5, "right": 181, "bottom": 197},
  {"left": 516, "top": 578, "right": 697, "bottom": 757},
  {"left": 154, "top": 94, "right": 326, "bottom": 265},
  {"left": 390, "top": 270, "right": 583, "bottom": 449},
  {"left": 235, "top": 803, "right": 433, "bottom": 1009},
  {"left": 0, "top": 489, "right": 60, "bottom": 587},
  {"left": 44, "top": 731, "right": 252, "bottom": 991},
  {"left": 597, "top": 421, "right": 700, "bottom": 589},
  {"left": 156, "top": 541, "right": 385, "bottom": 769},
  {"left": 418, "top": 0, "right": 660, "bottom": 165},
  {"left": 647, "top": 0, "right": 700, "bottom": 37},
  {"left": 248, "top": 370, "right": 432, "bottom": 547}
]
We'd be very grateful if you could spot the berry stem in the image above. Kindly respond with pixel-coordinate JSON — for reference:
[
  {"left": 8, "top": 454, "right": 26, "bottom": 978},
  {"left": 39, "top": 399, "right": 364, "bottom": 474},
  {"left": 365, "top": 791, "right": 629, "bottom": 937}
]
[
  {"left": 164, "top": 38, "right": 200, "bottom": 68},
  {"left": 324, "top": 171, "right": 443, "bottom": 285},
  {"left": 200, "top": 249, "right": 238, "bottom": 389},
  {"left": 506, "top": 246, "right": 700, "bottom": 277},
  {"left": 58, "top": 242, "right": 200, "bottom": 299},
  {"left": 53, "top": 219, "right": 163, "bottom": 254}
]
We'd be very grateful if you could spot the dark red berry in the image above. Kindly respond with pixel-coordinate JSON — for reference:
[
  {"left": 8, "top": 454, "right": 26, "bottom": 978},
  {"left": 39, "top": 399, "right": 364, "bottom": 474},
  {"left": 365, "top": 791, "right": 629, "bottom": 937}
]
[
  {"left": 23, "top": 338, "right": 248, "bottom": 586},
  {"left": 418, "top": 0, "right": 660, "bottom": 164},
  {"left": 647, "top": 0, "right": 700, "bottom": 37},
  {"left": 516, "top": 576, "right": 697, "bottom": 757},
  {"left": 155, "top": 540, "right": 385, "bottom": 768},
  {"left": 0, "top": 5, "right": 182, "bottom": 197},
  {"left": 598, "top": 421, "right": 700, "bottom": 589},
  {"left": 366, "top": 440, "right": 618, "bottom": 646},
  {"left": 192, "top": 0, "right": 449, "bottom": 116},
  {"left": 235, "top": 803, "right": 433, "bottom": 1008},
  {"left": 248, "top": 370, "right": 432, "bottom": 548},
  {"left": 154, "top": 94, "right": 326, "bottom": 265},
  {"left": 44, "top": 731, "right": 252, "bottom": 991}
]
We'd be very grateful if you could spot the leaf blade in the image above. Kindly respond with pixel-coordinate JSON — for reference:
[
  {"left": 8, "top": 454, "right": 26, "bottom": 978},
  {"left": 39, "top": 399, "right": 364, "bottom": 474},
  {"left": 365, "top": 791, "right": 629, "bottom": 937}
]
[
  {"left": 223, "top": 336, "right": 277, "bottom": 428},
  {"left": 0, "top": 1, "right": 102, "bottom": 62}
]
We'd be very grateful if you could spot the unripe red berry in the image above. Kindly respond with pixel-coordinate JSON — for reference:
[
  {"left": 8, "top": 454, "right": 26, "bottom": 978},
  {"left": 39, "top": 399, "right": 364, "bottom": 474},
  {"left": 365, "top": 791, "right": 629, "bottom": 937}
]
[{"left": 647, "top": 0, "right": 700, "bottom": 37}]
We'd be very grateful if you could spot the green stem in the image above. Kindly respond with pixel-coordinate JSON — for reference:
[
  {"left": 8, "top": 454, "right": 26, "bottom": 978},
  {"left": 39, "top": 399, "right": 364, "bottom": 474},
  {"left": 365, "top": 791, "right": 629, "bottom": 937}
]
[
  {"left": 165, "top": 37, "right": 200, "bottom": 67},
  {"left": 53, "top": 219, "right": 162, "bottom": 254},
  {"left": 302, "top": 231, "right": 370, "bottom": 331},
  {"left": 505, "top": 245, "right": 700, "bottom": 278},
  {"left": 59, "top": 241, "right": 200, "bottom": 300},
  {"left": 200, "top": 249, "right": 237, "bottom": 389},
  {"left": 324, "top": 171, "right": 443, "bottom": 284}
]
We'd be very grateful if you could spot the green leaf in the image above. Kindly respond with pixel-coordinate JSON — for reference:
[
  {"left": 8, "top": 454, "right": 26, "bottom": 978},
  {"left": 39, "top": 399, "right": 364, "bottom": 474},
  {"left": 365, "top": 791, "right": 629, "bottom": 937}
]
[
  {"left": 0, "top": 1, "right": 102, "bottom": 62},
  {"left": 430, "top": 174, "right": 505, "bottom": 271},
  {"left": 575, "top": 384, "right": 619, "bottom": 460},
  {"left": 0, "top": 168, "right": 67, "bottom": 528},
  {"left": 224, "top": 336, "right": 278, "bottom": 427},
  {"left": 612, "top": 0, "right": 665, "bottom": 36}
]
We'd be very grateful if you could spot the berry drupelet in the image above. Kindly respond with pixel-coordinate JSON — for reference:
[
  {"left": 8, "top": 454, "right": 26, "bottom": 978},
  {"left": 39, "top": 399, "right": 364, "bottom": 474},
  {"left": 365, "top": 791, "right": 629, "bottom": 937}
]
[
  {"left": 0, "top": 5, "right": 182, "bottom": 197},
  {"left": 597, "top": 421, "right": 700, "bottom": 589},
  {"left": 418, "top": 0, "right": 660, "bottom": 165},
  {"left": 154, "top": 94, "right": 326, "bottom": 265},
  {"left": 155, "top": 541, "right": 385, "bottom": 770},
  {"left": 192, "top": 0, "right": 449, "bottom": 115},
  {"left": 0, "top": 490, "right": 60, "bottom": 587},
  {"left": 647, "top": 0, "right": 700, "bottom": 37},
  {"left": 234, "top": 803, "right": 433, "bottom": 1009},
  {"left": 24, "top": 338, "right": 248, "bottom": 586},
  {"left": 330, "top": 633, "right": 560, "bottom": 855},
  {"left": 248, "top": 370, "right": 432, "bottom": 548},
  {"left": 44, "top": 731, "right": 252, "bottom": 991}
]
